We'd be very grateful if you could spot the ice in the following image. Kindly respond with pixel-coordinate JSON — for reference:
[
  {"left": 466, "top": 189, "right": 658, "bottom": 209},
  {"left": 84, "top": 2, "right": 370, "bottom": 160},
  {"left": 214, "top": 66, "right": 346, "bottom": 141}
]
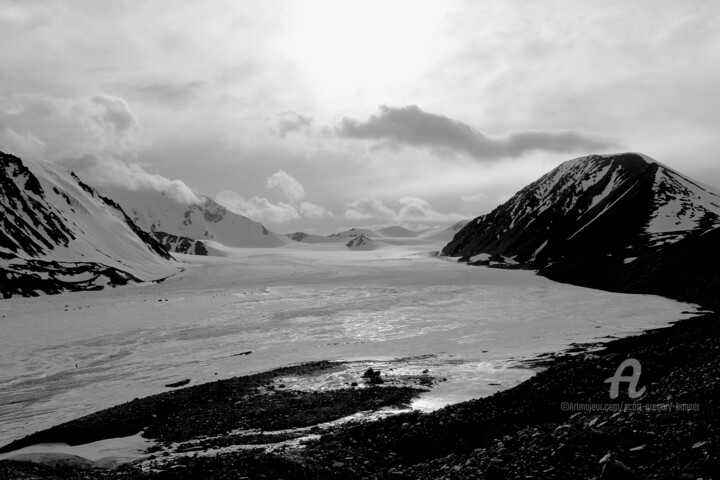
[
  {"left": 0, "top": 240, "right": 700, "bottom": 448},
  {"left": 0, "top": 433, "right": 152, "bottom": 465}
]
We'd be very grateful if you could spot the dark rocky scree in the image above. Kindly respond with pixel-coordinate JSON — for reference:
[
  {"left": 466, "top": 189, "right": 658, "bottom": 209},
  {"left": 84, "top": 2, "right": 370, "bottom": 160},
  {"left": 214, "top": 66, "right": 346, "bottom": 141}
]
[
  {"left": 1, "top": 313, "right": 718, "bottom": 479},
  {"left": 0, "top": 260, "right": 141, "bottom": 298},
  {"left": 0, "top": 361, "right": 422, "bottom": 454}
]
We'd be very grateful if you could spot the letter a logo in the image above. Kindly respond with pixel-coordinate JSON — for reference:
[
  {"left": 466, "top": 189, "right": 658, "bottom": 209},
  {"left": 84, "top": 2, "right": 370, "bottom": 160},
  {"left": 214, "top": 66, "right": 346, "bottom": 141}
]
[{"left": 605, "top": 358, "right": 646, "bottom": 399}]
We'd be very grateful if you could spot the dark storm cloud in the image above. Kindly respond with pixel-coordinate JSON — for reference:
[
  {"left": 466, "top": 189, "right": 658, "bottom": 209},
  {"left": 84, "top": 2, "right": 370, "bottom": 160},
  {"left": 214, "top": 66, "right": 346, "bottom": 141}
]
[
  {"left": 336, "top": 105, "right": 621, "bottom": 160},
  {"left": 277, "top": 111, "right": 313, "bottom": 138}
]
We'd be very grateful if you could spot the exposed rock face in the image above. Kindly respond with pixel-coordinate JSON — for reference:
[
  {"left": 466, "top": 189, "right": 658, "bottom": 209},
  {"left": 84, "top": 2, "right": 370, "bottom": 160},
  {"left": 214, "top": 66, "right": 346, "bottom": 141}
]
[
  {"left": 152, "top": 231, "right": 208, "bottom": 256},
  {"left": 345, "top": 234, "right": 374, "bottom": 249},
  {"left": 0, "top": 153, "right": 75, "bottom": 258},
  {"left": 444, "top": 153, "right": 720, "bottom": 263},
  {"left": 286, "top": 232, "right": 309, "bottom": 242},
  {"left": 285, "top": 232, "right": 347, "bottom": 244}
]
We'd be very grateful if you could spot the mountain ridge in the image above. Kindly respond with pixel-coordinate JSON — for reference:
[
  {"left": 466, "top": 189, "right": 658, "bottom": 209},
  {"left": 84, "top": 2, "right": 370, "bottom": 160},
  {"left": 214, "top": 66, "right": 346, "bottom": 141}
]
[
  {"left": 0, "top": 151, "right": 177, "bottom": 297},
  {"left": 442, "top": 152, "right": 720, "bottom": 309},
  {"left": 101, "top": 187, "right": 289, "bottom": 251}
]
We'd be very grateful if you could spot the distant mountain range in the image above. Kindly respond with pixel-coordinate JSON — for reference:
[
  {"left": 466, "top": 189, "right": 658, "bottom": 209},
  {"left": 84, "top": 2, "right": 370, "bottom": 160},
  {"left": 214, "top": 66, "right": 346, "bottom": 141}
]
[
  {"left": 375, "top": 226, "right": 419, "bottom": 238},
  {"left": 285, "top": 232, "right": 347, "bottom": 244},
  {"left": 287, "top": 222, "right": 472, "bottom": 245},
  {"left": 421, "top": 219, "right": 470, "bottom": 242},
  {"left": 0, "top": 151, "right": 294, "bottom": 297},
  {"left": 5, "top": 149, "right": 718, "bottom": 305},
  {"left": 0, "top": 152, "right": 176, "bottom": 297},
  {"left": 443, "top": 153, "right": 720, "bottom": 309},
  {"left": 102, "top": 187, "right": 288, "bottom": 251},
  {"left": 326, "top": 227, "right": 381, "bottom": 239}
]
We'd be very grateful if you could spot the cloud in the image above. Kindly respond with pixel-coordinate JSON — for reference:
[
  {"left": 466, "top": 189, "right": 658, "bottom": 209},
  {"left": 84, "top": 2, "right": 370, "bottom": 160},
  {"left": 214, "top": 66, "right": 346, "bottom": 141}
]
[
  {"left": 85, "top": 93, "right": 142, "bottom": 155},
  {"left": 215, "top": 190, "right": 301, "bottom": 223},
  {"left": 461, "top": 192, "right": 488, "bottom": 202},
  {"left": 343, "top": 197, "right": 398, "bottom": 222},
  {"left": 343, "top": 196, "right": 467, "bottom": 224},
  {"left": 90, "top": 93, "right": 139, "bottom": 137},
  {"left": 336, "top": 105, "right": 621, "bottom": 160},
  {"left": 266, "top": 169, "right": 306, "bottom": 203},
  {"left": 299, "top": 201, "right": 333, "bottom": 218},
  {"left": 0, "top": 93, "right": 141, "bottom": 159},
  {"left": 3, "top": 1, "right": 720, "bottom": 203},
  {"left": 121, "top": 80, "right": 208, "bottom": 107},
  {"left": 397, "top": 196, "right": 468, "bottom": 223},
  {"left": 62, "top": 154, "right": 201, "bottom": 205},
  {"left": 0, "top": 127, "right": 46, "bottom": 159},
  {"left": 217, "top": 171, "right": 333, "bottom": 223},
  {"left": 276, "top": 111, "right": 313, "bottom": 138},
  {"left": 0, "top": 2, "right": 51, "bottom": 32},
  {"left": 0, "top": 92, "right": 201, "bottom": 204}
]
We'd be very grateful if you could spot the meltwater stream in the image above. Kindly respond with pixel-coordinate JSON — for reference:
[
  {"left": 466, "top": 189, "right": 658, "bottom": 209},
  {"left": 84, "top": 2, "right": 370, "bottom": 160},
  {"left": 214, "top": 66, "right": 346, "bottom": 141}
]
[{"left": 0, "top": 250, "right": 699, "bottom": 446}]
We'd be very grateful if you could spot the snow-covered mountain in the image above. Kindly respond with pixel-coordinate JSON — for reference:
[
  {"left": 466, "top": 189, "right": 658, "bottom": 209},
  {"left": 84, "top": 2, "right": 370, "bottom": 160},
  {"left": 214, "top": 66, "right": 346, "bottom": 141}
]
[
  {"left": 100, "top": 187, "right": 289, "bottom": 250},
  {"left": 442, "top": 153, "right": 720, "bottom": 307},
  {"left": 285, "top": 232, "right": 346, "bottom": 243},
  {"left": 327, "top": 227, "right": 380, "bottom": 239},
  {"left": 420, "top": 219, "right": 471, "bottom": 241},
  {"left": 0, "top": 152, "right": 177, "bottom": 297},
  {"left": 444, "top": 153, "right": 720, "bottom": 263},
  {"left": 288, "top": 226, "right": 423, "bottom": 243},
  {"left": 345, "top": 234, "right": 375, "bottom": 249}
]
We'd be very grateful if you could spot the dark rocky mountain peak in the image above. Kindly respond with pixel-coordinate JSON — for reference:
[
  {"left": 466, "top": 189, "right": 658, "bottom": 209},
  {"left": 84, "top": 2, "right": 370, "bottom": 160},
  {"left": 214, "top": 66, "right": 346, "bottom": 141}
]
[{"left": 443, "top": 153, "right": 720, "bottom": 308}]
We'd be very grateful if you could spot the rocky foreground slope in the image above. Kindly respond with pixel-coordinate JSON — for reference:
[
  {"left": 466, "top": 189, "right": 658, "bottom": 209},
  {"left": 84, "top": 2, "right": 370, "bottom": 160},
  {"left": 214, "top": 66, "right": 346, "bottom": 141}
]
[{"left": 0, "top": 312, "right": 717, "bottom": 479}]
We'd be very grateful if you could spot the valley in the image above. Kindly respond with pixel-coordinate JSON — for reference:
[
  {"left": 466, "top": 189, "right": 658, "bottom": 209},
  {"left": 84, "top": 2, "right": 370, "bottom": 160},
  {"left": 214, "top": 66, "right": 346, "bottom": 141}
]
[
  {"left": 1, "top": 151, "right": 717, "bottom": 479},
  {"left": 0, "top": 241, "right": 698, "bottom": 451}
]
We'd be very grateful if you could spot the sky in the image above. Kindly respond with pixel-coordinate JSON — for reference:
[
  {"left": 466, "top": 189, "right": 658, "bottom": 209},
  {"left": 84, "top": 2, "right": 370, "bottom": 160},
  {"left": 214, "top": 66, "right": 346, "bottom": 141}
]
[{"left": 1, "top": 0, "right": 719, "bottom": 233}]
